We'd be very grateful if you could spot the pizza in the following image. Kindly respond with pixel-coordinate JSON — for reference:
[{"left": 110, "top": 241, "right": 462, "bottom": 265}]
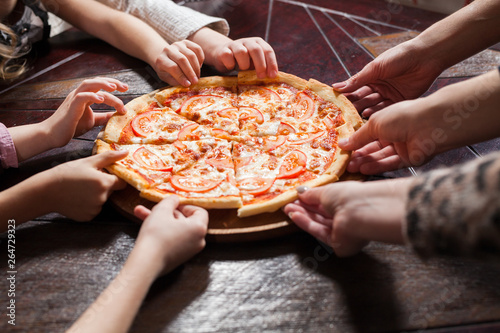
[{"left": 95, "top": 70, "right": 363, "bottom": 217}]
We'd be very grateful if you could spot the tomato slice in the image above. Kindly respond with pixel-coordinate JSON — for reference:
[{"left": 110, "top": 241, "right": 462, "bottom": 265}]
[
  {"left": 277, "top": 121, "right": 296, "bottom": 135},
  {"left": 287, "top": 132, "right": 325, "bottom": 145},
  {"left": 239, "top": 107, "right": 264, "bottom": 124},
  {"left": 277, "top": 150, "right": 307, "bottom": 179},
  {"left": 173, "top": 140, "right": 187, "bottom": 151},
  {"left": 217, "top": 107, "right": 239, "bottom": 119},
  {"left": 206, "top": 155, "right": 233, "bottom": 169},
  {"left": 234, "top": 156, "right": 253, "bottom": 168},
  {"left": 131, "top": 111, "right": 163, "bottom": 137},
  {"left": 170, "top": 175, "right": 223, "bottom": 193},
  {"left": 237, "top": 177, "right": 275, "bottom": 195},
  {"left": 293, "top": 92, "right": 315, "bottom": 121},
  {"left": 240, "top": 86, "right": 281, "bottom": 102},
  {"left": 211, "top": 128, "right": 230, "bottom": 139},
  {"left": 261, "top": 136, "right": 286, "bottom": 151},
  {"left": 177, "top": 123, "right": 200, "bottom": 141},
  {"left": 179, "top": 95, "right": 222, "bottom": 114},
  {"left": 132, "top": 147, "right": 172, "bottom": 172}
]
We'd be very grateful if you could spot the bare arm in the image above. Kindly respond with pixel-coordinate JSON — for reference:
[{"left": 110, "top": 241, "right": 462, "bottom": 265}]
[{"left": 67, "top": 196, "right": 209, "bottom": 333}]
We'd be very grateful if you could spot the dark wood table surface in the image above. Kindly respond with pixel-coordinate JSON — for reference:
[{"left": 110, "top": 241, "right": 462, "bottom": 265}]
[{"left": 1, "top": 0, "right": 500, "bottom": 332}]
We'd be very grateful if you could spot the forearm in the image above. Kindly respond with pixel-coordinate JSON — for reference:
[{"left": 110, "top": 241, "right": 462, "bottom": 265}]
[
  {"left": 67, "top": 242, "right": 165, "bottom": 333},
  {"left": 413, "top": 0, "right": 500, "bottom": 71},
  {"left": 0, "top": 173, "right": 54, "bottom": 231},
  {"left": 51, "top": 0, "right": 168, "bottom": 67},
  {"left": 404, "top": 152, "right": 500, "bottom": 258},
  {"left": 7, "top": 123, "right": 53, "bottom": 163},
  {"left": 416, "top": 68, "right": 500, "bottom": 154}
]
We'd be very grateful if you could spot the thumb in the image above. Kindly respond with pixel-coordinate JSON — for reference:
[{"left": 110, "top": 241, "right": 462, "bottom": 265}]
[
  {"left": 332, "top": 63, "right": 377, "bottom": 93},
  {"left": 88, "top": 150, "right": 128, "bottom": 169},
  {"left": 134, "top": 205, "right": 152, "bottom": 221},
  {"left": 296, "top": 186, "right": 324, "bottom": 206},
  {"left": 338, "top": 122, "right": 377, "bottom": 151}
]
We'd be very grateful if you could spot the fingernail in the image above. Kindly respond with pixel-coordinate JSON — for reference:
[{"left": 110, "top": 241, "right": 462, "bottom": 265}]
[
  {"left": 332, "top": 82, "right": 346, "bottom": 90},
  {"left": 288, "top": 212, "right": 294, "bottom": 220},
  {"left": 338, "top": 138, "right": 349, "bottom": 147},
  {"left": 109, "top": 83, "right": 117, "bottom": 89},
  {"left": 296, "top": 185, "right": 309, "bottom": 194}
]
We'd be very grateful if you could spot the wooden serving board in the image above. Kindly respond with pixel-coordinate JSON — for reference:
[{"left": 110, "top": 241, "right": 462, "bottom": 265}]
[
  {"left": 110, "top": 171, "right": 365, "bottom": 242},
  {"left": 109, "top": 185, "right": 300, "bottom": 242}
]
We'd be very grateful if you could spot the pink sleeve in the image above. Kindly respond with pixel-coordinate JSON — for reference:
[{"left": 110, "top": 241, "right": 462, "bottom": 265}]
[{"left": 0, "top": 123, "right": 18, "bottom": 169}]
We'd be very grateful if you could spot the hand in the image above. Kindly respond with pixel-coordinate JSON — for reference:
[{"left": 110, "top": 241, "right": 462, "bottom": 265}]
[
  {"left": 283, "top": 180, "right": 408, "bottom": 257},
  {"left": 133, "top": 196, "right": 209, "bottom": 275},
  {"left": 332, "top": 40, "right": 443, "bottom": 117},
  {"left": 153, "top": 40, "right": 204, "bottom": 87},
  {"left": 43, "top": 77, "right": 128, "bottom": 148},
  {"left": 42, "top": 150, "right": 128, "bottom": 221},
  {"left": 211, "top": 37, "right": 278, "bottom": 79},
  {"left": 339, "top": 98, "right": 442, "bottom": 175}
]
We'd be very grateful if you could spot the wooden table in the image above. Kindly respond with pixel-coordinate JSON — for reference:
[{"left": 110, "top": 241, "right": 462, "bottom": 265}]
[{"left": 2, "top": 0, "right": 500, "bottom": 332}]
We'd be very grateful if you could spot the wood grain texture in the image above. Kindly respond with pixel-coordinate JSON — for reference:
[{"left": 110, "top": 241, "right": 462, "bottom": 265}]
[{"left": 1, "top": 0, "right": 500, "bottom": 332}]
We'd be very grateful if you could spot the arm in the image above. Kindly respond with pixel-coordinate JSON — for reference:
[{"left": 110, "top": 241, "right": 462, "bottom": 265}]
[
  {"left": 67, "top": 196, "right": 209, "bottom": 333},
  {"left": 340, "top": 68, "right": 500, "bottom": 175},
  {"left": 47, "top": 0, "right": 204, "bottom": 86},
  {"left": 333, "top": 0, "right": 500, "bottom": 116},
  {"left": 0, "top": 150, "right": 127, "bottom": 232},
  {"left": 7, "top": 77, "right": 127, "bottom": 162}
]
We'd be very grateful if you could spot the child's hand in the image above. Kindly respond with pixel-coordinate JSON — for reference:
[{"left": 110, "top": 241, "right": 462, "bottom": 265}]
[
  {"left": 133, "top": 196, "right": 209, "bottom": 275},
  {"left": 283, "top": 179, "right": 408, "bottom": 257},
  {"left": 211, "top": 37, "right": 278, "bottom": 79},
  {"left": 41, "top": 150, "right": 128, "bottom": 221},
  {"left": 43, "top": 77, "right": 128, "bottom": 149},
  {"left": 153, "top": 40, "right": 204, "bottom": 87}
]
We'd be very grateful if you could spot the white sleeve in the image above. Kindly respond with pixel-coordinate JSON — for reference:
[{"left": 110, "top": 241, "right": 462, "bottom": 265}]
[{"left": 96, "top": 0, "right": 230, "bottom": 43}]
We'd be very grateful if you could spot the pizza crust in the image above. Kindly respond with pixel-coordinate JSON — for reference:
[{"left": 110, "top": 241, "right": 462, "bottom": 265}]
[
  {"left": 308, "top": 78, "right": 363, "bottom": 130},
  {"left": 238, "top": 70, "right": 308, "bottom": 90},
  {"left": 140, "top": 188, "right": 243, "bottom": 209}
]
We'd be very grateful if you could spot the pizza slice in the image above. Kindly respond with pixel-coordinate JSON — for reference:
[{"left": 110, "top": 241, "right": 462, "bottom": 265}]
[
  {"left": 233, "top": 123, "right": 353, "bottom": 217},
  {"left": 95, "top": 139, "right": 210, "bottom": 191},
  {"left": 140, "top": 138, "right": 242, "bottom": 209}
]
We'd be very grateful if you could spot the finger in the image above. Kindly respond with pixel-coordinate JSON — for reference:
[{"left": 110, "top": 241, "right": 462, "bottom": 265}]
[
  {"left": 134, "top": 205, "right": 152, "bottom": 221},
  {"left": 229, "top": 43, "right": 251, "bottom": 70},
  {"left": 332, "top": 62, "right": 378, "bottom": 94},
  {"left": 93, "top": 112, "right": 116, "bottom": 126},
  {"left": 352, "top": 92, "right": 385, "bottom": 113},
  {"left": 289, "top": 211, "right": 332, "bottom": 245},
  {"left": 338, "top": 121, "right": 378, "bottom": 151},
  {"left": 108, "top": 175, "right": 127, "bottom": 191},
  {"left": 361, "top": 99, "right": 393, "bottom": 118},
  {"left": 358, "top": 154, "right": 406, "bottom": 175},
  {"left": 174, "top": 43, "right": 202, "bottom": 84},
  {"left": 343, "top": 85, "right": 375, "bottom": 102},
  {"left": 244, "top": 40, "right": 266, "bottom": 78},
  {"left": 154, "top": 195, "right": 181, "bottom": 214},
  {"left": 255, "top": 39, "right": 278, "bottom": 78},
  {"left": 76, "top": 77, "right": 129, "bottom": 93},
  {"left": 156, "top": 55, "right": 191, "bottom": 87},
  {"left": 296, "top": 186, "right": 325, "bottom": 207},
  {"left": 284, "top": 202, "right": 332, "bottom": 225},
  {"left": 347, "top": 143, "right": 399, "bottom": 174},
  {"left": 183, "top": 41, "right": 205, "bottom": 73},
  {"left": 95, "top": 91, "right": 126, "bottom": 114},
  {"left": 219, "top": 47, "right": 236, "bottom": 71},
  {"left": 88, "top": 150, "right": 129, "bottom": 169},
  {"left": 178, "top": 205, "right": 209, "bottom": 224}
]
